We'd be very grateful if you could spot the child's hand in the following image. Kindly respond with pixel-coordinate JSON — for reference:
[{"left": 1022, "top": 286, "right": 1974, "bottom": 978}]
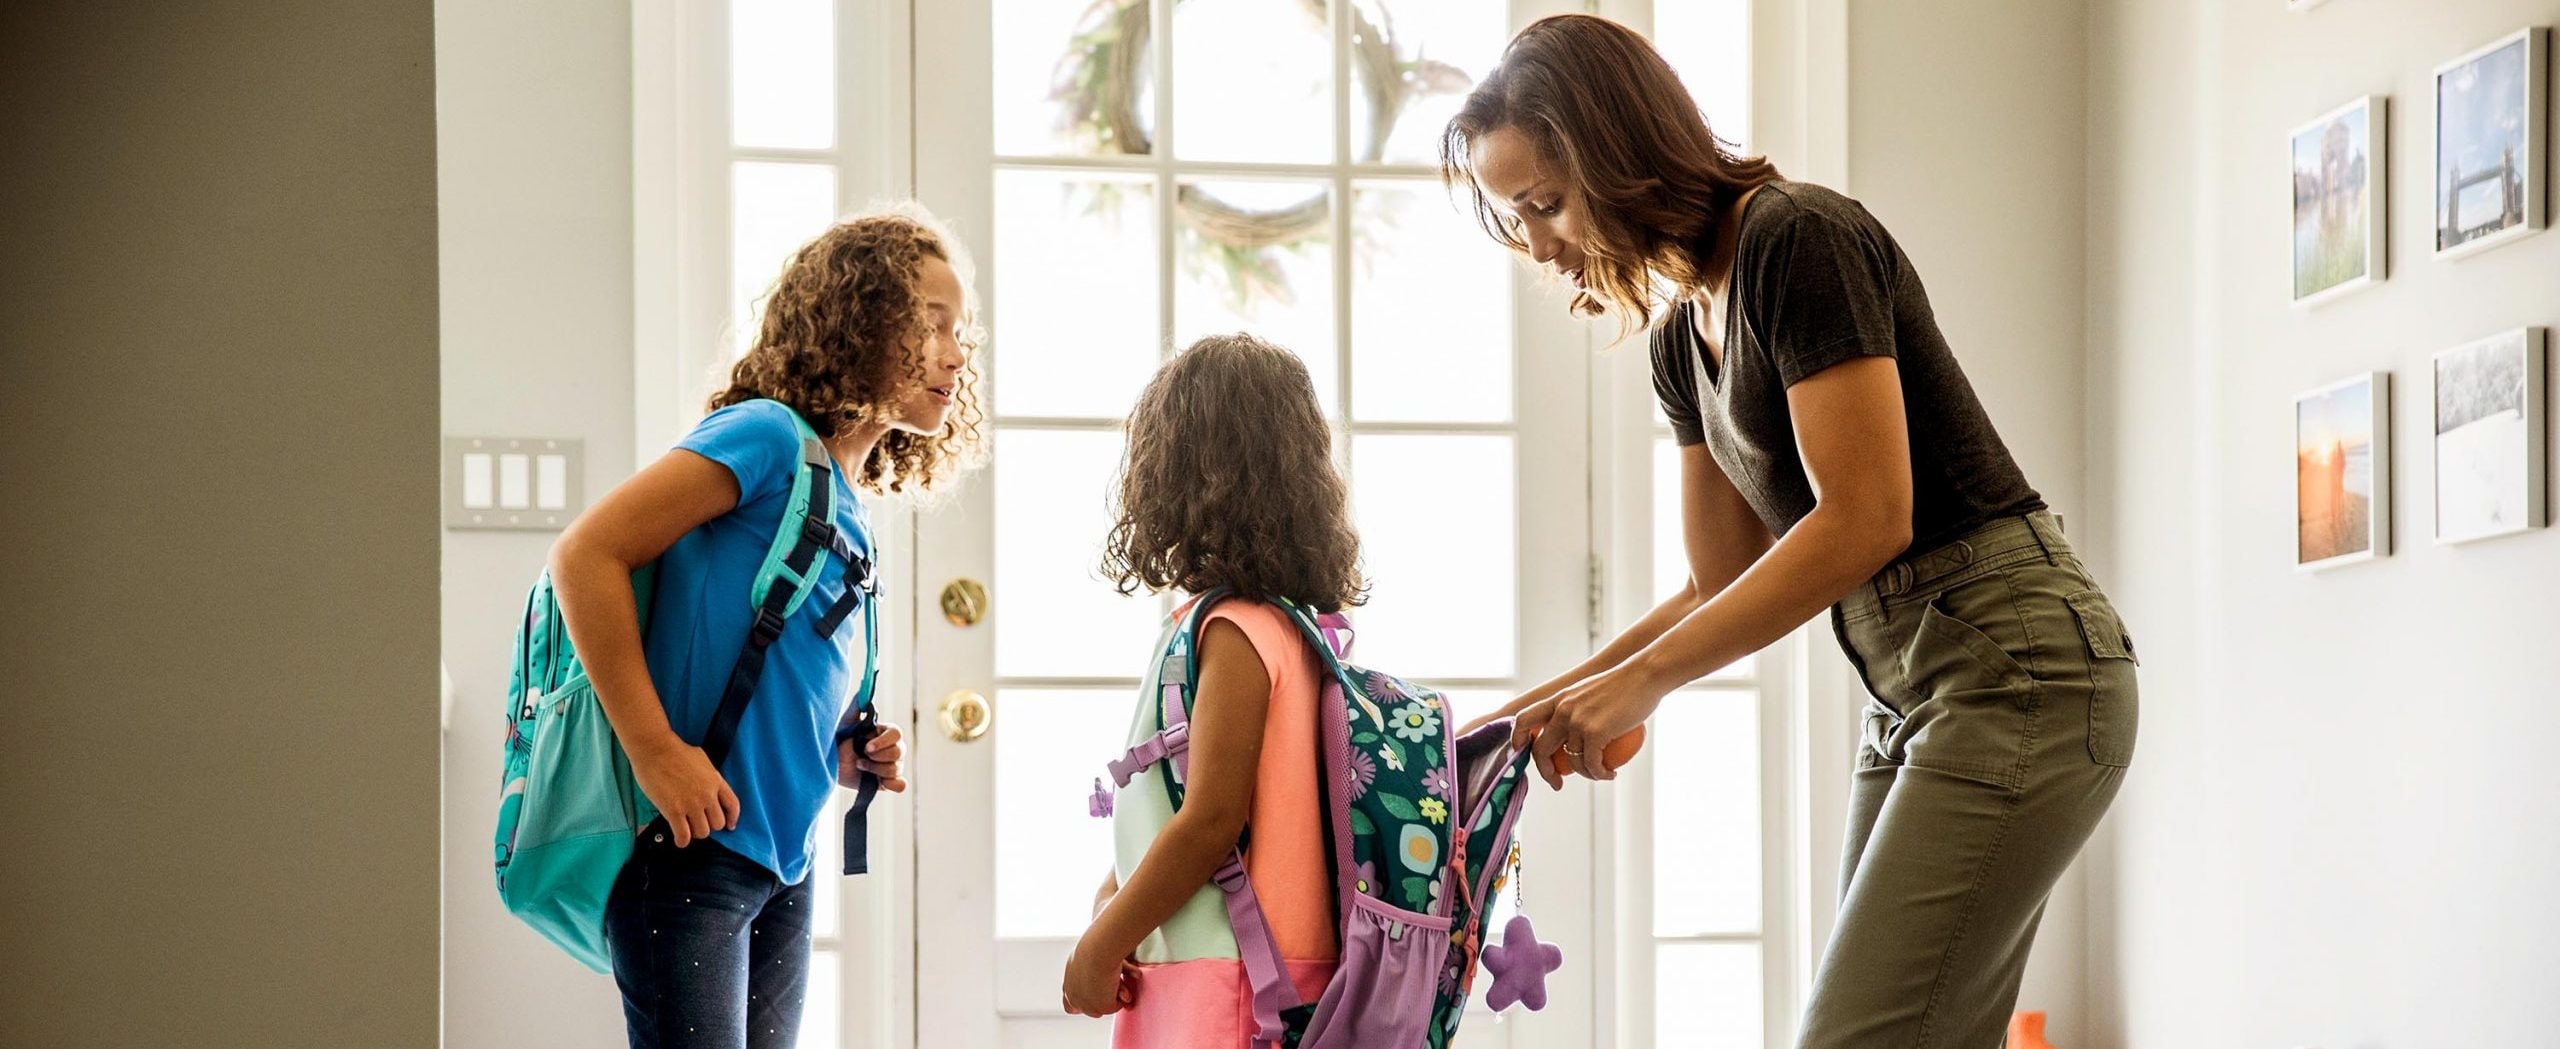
[
  {"left": 1060, "top": 940, "right": 1137, "bottom": 1017},
  {"left": 838, "top": 724, "right": 908, "bottom": 793},
  {"left": 629, "top": 735, "right": 739, "bottom": 847}
]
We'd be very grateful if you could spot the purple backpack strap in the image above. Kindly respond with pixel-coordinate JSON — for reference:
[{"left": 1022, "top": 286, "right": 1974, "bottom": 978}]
[{"left": 1214, "top": 852, "right": 1298, "bottom": 1047}]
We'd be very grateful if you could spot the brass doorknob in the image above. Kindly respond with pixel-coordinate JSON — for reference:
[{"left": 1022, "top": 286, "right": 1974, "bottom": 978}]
[
  {"left": 940, "top": 578, "right": 988, "bottom": 627},
  {"left": 939, "top": 689, "right": 993, "bottom": 742}
]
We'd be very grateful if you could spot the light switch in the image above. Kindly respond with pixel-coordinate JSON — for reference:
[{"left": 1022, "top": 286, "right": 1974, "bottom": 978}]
[
  {"left": 446, "top": 436, "right": 584, "bottom": 531},
  {"left": 461, "top": 453, "right": 494, "bottom": 510},
  {"left": 497, "top": 454, "right": 531, "bottom": 510},
  {"left": 536, "top": 454, "right": 569, "bottom": 511}
]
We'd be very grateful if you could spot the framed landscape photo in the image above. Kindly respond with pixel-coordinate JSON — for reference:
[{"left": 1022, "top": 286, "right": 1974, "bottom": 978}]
[
  {"left": 2291, "top": 95, "right": 2386, "bottom": 305},
  {"left": 2297, "top": 371, "right": 2392, "bottom": 570},
  {"left": 2434, "top": 27, "right": 2548, "bottom": 259},
  {"left": 2433, "top": 328, "right": 2547, "bottom": 543}
]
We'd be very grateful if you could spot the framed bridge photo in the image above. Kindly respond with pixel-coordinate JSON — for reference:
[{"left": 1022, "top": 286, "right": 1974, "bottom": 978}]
[{"left": 2434, "top": 27, "right": 2547, "bottom": 260}]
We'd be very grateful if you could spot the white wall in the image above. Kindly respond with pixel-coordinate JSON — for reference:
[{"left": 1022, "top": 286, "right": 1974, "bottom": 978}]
[
  {"left": 1840, "top": 2, "right": 2096, "bottom": 1043},
  {"left": 437, "top": 1, "right": 638, "bottom": 1045},
  {"left": 2087, "top": 1, "right": 2560, "bottom": 1046}
]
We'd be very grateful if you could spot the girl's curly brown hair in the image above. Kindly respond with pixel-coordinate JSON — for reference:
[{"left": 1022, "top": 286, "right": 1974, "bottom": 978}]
[
  {"left": 1102, "top": 334, "right": 1366, "bottom": 612},
  {"left": 708, "top": 203, "right": 987, "bottom": 494}
]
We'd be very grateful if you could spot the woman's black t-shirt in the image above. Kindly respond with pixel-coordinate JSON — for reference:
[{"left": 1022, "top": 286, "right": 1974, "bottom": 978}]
[{"left": 1651, "top": 181, "right": 2044, "bottom": 553}]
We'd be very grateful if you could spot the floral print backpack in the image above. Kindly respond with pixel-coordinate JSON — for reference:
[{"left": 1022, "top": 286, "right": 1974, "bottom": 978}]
[{"left": 1097, "top": 590, "right": 1545, "bottom": 1048}]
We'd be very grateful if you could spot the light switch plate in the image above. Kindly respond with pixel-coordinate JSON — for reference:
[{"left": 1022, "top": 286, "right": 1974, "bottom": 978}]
[{"left": 446, "top": 436, "right": 583, "bottom": 530}]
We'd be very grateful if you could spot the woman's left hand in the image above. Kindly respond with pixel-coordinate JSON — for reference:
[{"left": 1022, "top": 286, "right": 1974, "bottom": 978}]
[
  {"left": 839, "top": 723, "right": 908, "bottom": 793},
  {"left": 1511, "top": 667, "right": 1673, "bottom": 788}
]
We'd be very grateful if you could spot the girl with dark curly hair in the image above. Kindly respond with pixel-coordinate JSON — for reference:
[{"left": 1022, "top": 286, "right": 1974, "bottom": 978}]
[
  {"left": 1061, "top": 334, "right": 1361, "bottom": 1041},
  {"left": 548, "top": 203, "right": 985, "bottom": 1048}
]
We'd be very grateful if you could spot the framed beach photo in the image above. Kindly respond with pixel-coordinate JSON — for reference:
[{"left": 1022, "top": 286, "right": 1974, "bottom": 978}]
[
  {"left": 2434, "top": 27, "right": 2548, "bottom": 259},
  {"left": 2433, "top": 328, "right": 2547, "bottom": 543},
  {"left": 2297, "top": 371, "right": 2392, "bottom": 570},
  {"left": 2291, "top": 95, "right": 2386, "bottom": 305}
]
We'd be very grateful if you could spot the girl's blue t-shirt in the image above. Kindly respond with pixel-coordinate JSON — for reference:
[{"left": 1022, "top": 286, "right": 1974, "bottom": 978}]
[{"left": 645, "top": 400, "right": 874, "bottom": 884}]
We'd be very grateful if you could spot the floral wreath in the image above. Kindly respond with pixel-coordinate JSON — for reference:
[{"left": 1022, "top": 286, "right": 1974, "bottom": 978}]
[{"left": 1049, "top": 0, "right": 1472, "bottom": 304}]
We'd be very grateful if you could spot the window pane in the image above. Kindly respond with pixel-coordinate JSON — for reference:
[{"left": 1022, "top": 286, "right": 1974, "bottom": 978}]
[
  {"left": 1175, "top": 180, "right": 1337, "bottom": 415},
  {"left": 731, "top": 162, "right": 839, "bottom": 357},
  {"left": 1652, "top": 689, "right": 1759, "bottom": 936},
  {"left": 1654, "top": 943, "right": 1762, "bottom": 1049},
  {"left": 1349, "top": 0, "right": 1508, "bottom": 164},
  {"left": 995, "top": 689, "right": 1133, "bottom": 938},
  {"left": 1431, "top": 688, "right": 1509, "bottom": 738},
  {"left": 1653, "top": 438, "right": 1754, "bottom": 680},
  {"left": 731, "top": 0, "right": 834, "bottom": 149},
  {"left": 1173, "top": 0, "right": 1331, "bottom": 163},
  {"left": 1352, "top": 182, "right": 1511, "bottom": 423},
  {"left": 993, "top": 170, "right": 1160, "bottom": 419},
  {"left": 1653, "top": 0, "right": 1753, "bottom": 149},
  {"left": 1350, "top": 434, "right": 1515, "bottom": 679},
  {"left": 994, "top": 429, "right": 1161, "bottom": 678},
  {"left": 811, "top": 795, "right": 841, "bottom": 936},
  {"left": 797, "top": 949, "right": 840, "bottom": 1049},
  {"left": 995, "top": 0, "right": 1152, "bottom": 158}
]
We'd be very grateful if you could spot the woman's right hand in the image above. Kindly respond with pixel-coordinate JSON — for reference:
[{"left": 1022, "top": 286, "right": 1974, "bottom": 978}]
[{"left": 629, "top": 735, "right": 740, "bottom": 847}]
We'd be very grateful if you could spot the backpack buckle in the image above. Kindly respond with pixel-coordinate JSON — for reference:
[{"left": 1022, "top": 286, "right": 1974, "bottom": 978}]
[
  {"left": 800, "top": 515, "right": 836, "bottom": 549},
  {"left": 751, "top": 606, "right": 789, "bottom": 642}
]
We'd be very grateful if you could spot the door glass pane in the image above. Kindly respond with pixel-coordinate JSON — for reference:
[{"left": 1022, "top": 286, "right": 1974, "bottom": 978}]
[
  {"left": 1651, "top": 689, "right": 1760, "bottom": 936},
  {"left": 1654, "top": 0, "right": 1753, "bottom": 149},
  {"left": 731, "top": 0, "right": 835, "bottom": 149},
  {"left": 811, "top": 795, "right": 841, "bottom": 935},
  {"left": 995, "top": 688, "right": 1135, "bottom": 938},
  {"left": 1430, "top": 688, "right": 1509, "bottom": 739},
  {"left": 994, "top": 429, "right": 1160, "bottom": 678},
  {"left": 994, "top": 170, "right": 1160, "bottom": 419},
  {"left": 1350, "top": 434, "right": 1515, "bottom": 679},
  {"left": 1175, "top": 179, "right": 1337, "bottom": 415},
  {"left": 1348, "top": 0, "right": 1508, "bottom": 165},
  {"left": 994, "top": 0, "right": 1151, "bottom": 157},
  {"left": 797, "top": 949, "right": 840, "bottom": 1049},
  {"left": 1351, "top": 182, "right": 1511, "bottom": 423},
  {"left": 731, "top": 161, "right": 840, "bottom": 357},
  {"left": 1653, "top": 438, "right": 1754, "bottom": 680},
  {"left": 1172, "top": 0, "right": 1331, "bottom": 163},
  {"left": 1654, "top": 943, "right": 1762, "bottom": 1049}
]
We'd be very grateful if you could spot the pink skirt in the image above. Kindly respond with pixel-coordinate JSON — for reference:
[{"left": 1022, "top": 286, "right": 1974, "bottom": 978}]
[{"left": 1113, "top": 958, "right": 1338, "bottom": 1049}]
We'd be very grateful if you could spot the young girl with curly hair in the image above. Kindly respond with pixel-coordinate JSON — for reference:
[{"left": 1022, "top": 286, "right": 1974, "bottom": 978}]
[
  {"left": 1062, "top": 333, "right": 1363, "bottom": 1046},
  {"left": 548, "top": 203, "right": 985, "bottom": 1048}
]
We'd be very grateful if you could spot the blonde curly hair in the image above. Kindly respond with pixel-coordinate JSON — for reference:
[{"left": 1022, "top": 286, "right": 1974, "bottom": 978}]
[{"left": 709, "top": 203, "right": 987, "bottom": 494}]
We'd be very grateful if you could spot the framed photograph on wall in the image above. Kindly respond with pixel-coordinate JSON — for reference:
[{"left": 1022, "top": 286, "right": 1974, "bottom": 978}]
[
  {"left": 2297, "top": 371, "right": 2392, "bottom": 570},
  {"left": 2291, "top": 95, "right": 2386, "bottom": 305},
  {"left": 2433, "top": 327, "right": 2547, "bottom": 543},
  {"left": 2434, "top": 27, "right": 2548, "bottom": 259}
]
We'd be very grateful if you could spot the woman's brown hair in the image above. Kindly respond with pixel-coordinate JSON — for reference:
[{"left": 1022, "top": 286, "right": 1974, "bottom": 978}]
[
  {"left": 708, "top": 203, "right": 986, "bottom": 494},
  {"left": 1101, "top": 333, "right": 1366, "bottom": 612},
  {"left": 1441, "top": 13, "right": 1781, "bottom": 339}
]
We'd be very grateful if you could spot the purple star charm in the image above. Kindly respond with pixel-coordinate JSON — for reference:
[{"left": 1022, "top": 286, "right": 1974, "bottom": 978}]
[{"left": 1479, "top": 914, "right": 1563, "bottom": 1012}]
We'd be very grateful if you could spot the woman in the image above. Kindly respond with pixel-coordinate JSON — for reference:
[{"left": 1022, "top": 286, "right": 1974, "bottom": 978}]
[{"left": 1443, "top": 15, "right": 2137, "bottom": 1049}]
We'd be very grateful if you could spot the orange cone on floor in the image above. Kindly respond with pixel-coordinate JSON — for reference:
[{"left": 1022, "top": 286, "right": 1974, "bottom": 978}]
[{"left": 2007, "top": 1011, "right": 2054, "bottom": 1049}]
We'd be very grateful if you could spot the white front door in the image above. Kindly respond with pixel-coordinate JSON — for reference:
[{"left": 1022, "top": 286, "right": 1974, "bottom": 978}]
[{"left": 908, "top": 1, "right": 1600, "bottom": 1045}]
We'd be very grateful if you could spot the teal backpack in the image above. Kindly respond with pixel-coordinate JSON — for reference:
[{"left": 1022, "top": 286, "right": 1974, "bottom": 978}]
[
  {"left": 493, "top": 402, "right": 882, "bottom": 972},
  {"left": 1096, "top": 591, "right": 1545, "bottom": 1048}
]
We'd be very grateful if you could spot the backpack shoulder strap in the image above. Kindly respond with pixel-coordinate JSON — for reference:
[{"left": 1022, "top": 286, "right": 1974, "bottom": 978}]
[{"left": 700, "top": 402, "right": 840, "bottom": 770}]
